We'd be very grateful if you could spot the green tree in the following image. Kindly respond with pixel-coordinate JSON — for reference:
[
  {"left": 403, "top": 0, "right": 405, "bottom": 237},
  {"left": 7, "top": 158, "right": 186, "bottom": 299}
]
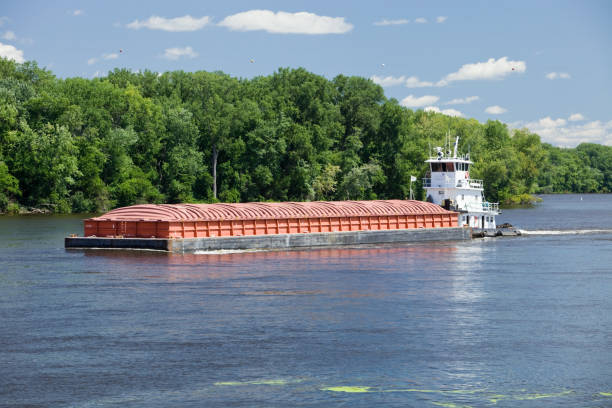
[
  {"left": 2, "top": 57, "right": 612, "bottom": 213},
  {"left": 338, "top": 161, "right": 386, "bottom": 200},
  {"left": 312, "top": 163, "right": 340, "bottom": 200},
  {"left": 8, "top": 122, "right": 80, "bottom": 211},
  {"left": 0, "top": 160, "right": 20, "bottom": 211}
]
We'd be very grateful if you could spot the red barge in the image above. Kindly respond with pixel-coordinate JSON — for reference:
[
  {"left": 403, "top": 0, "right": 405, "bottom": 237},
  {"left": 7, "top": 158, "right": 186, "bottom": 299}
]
[{"left": 65, "top": 199, "right": 469, "bottom": 253}]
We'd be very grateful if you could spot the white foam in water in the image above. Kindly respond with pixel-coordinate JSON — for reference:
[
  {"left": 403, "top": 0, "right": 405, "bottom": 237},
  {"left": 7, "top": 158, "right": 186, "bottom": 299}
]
[{"left": 519, "top": 229, "right": 612, "bottom": 235}]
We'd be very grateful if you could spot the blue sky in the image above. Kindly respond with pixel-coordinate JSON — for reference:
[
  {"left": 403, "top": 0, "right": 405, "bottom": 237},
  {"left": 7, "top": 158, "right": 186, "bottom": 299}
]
[{"left": 1, "top": 0, "right": 611, "bottom": 146}]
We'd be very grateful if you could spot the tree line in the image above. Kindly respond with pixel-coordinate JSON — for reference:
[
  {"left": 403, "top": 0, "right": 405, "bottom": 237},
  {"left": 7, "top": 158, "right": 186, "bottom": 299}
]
[{"left": 0, "top": 58, "right": 610, "bottom": 214}]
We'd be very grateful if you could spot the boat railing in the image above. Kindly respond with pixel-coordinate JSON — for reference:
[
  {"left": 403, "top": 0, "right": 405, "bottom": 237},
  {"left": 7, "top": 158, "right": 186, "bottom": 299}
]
[
  {"left": 461, "top": 201, "right": 499, "bottom": 213},
  {"left": 423, "top": 178, "right": 484, "bottom": 189},
  {"left": 456, "top": 178, "right": 483, "bottom": 189},
  {"left": 427, "top": 154, "right": 471, "bottom": 161},
  {"left": 482, "top": 201, "right": 499, "bottom": 213}
]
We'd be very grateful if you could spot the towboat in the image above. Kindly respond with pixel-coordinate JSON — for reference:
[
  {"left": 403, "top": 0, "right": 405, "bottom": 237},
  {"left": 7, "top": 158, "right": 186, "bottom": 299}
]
[{"left": 423, "top": 135, "right": 520, "bottom": 238}]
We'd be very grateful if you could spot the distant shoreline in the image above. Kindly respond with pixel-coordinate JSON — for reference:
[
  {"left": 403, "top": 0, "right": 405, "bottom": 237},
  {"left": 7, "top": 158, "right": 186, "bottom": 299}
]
[{"left": 3, "top": 193, "right": 611, "bottom": 216}]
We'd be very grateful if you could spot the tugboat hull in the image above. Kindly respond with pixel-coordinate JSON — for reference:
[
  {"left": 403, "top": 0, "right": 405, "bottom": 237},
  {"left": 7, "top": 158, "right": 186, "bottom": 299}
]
[{"left": 471, "top": 227, "right": 521, "bottom": 238}]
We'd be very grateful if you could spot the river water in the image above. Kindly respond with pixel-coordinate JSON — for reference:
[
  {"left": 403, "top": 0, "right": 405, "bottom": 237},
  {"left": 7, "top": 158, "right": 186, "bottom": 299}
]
[{"left": 1, "top": 194, "right": 611, "bottom": 407}]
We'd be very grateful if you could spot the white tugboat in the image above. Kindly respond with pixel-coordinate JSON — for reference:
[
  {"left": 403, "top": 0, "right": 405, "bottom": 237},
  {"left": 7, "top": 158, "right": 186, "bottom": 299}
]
[{"left": 422, "top": 136, "right": 518, "bottom": 237}]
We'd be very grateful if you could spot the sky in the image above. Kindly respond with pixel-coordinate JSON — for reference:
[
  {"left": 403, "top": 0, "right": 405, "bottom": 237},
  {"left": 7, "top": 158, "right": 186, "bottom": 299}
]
[{"left": 1, "top": 0, "right": 611, "bottom": 146}]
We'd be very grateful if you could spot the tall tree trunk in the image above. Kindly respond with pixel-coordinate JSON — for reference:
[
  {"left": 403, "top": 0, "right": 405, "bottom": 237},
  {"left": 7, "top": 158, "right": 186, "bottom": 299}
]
[{"left": 212, "top": 145, "right": 218, "bottom": 199}]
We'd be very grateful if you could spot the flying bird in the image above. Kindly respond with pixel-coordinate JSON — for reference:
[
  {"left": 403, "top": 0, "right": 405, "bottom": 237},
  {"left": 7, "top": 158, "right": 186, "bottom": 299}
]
[{"left": 250, "top": 59, "right": 254, "bottom": 63}]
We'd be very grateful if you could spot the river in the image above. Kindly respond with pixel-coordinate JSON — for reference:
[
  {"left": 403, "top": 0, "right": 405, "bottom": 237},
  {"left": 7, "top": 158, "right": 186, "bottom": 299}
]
[{"left": 1, "top": 194, "right": 611, "bottom": 407}]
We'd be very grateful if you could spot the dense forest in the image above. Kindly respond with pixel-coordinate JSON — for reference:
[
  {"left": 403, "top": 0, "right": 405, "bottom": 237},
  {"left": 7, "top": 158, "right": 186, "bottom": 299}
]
[{"left": 0, "top": 58, "right": 611, "bottom": 214}]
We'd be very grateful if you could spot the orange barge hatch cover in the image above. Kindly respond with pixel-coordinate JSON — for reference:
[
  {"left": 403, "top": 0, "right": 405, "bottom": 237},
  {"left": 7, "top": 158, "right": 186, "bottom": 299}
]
[{"left": 83, "top": 200, "right": 459, "bottom": 239}]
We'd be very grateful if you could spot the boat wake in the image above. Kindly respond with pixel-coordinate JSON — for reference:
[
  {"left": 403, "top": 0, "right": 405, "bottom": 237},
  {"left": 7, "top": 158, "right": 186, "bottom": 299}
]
[{"left": 518, "top": 229, "right": 612, "bottom": 236}]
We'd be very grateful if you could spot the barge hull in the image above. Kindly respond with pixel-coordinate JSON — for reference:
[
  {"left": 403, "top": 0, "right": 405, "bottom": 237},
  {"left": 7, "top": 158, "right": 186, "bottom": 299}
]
[{"left": 66, "top": 227, "right": 471, "bottom": 253}]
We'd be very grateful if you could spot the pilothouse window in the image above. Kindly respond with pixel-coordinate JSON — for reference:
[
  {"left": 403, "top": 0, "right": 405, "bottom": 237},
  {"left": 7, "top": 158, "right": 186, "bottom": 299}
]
[{"left": 431, "top": 162, "right": 452, "bottom": 172}]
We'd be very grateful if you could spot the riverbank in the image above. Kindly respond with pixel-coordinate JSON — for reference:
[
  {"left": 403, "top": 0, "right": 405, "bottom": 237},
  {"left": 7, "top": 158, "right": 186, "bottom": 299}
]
[
  {"left": 501, "top": 193, "right": 543, "bottom": 208},
  {"left": 1, "top": 204, "right": 54, "bottom": 215}
]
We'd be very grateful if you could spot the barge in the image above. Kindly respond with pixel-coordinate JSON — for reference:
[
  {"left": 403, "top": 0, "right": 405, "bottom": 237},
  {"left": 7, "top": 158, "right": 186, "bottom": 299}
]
[
  {"left": 65, "top": 135, "right": 518, "bottom": 253},
  {"left": 65, "top": 200, "right": 470, "bottom": 253}
]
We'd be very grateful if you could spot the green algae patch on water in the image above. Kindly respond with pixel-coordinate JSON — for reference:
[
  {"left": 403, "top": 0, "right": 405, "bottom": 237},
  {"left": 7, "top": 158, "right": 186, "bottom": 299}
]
[
  {"left": 431, "top": 402, "right": 473, "bottom": 408},
  {"left": 381, "top": 388, "right": 443, "bottom": 394},
  {"left": 600, "top": 392, "right": 612, "bottom": 397},
  {"left": 487, "top": 390, "right": 572, "bottom": 403},
  {"left": 383, "top": 388, "right": 483, "bottom": 395},
  {"left": 321, "top": 386, "right": 373, "bottom": 393},
  {"left": 321, "top": 386, "right": 482, "bottom": 395},
  {"left": 487, "top": 394, "right": 508, "bottom": 404},
  {"left": 214, "top": 379, "right": 289, "bottom": 386},
  {"left": 513, "top": 390, "right": 573, "bottom": 400}
]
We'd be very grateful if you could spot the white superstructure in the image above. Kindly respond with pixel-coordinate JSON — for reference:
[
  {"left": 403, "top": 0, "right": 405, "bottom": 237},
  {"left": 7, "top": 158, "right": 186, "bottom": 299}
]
[{"left": 423, "top": 136, "right": 499, "bottom": 229}]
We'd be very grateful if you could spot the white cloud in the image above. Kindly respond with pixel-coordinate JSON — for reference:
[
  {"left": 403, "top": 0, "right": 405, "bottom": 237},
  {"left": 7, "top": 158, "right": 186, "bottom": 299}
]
[
  {"left": 536, "top": 117, "right": 567, "bottom": 128},
  {"left": 485, "top": 105, "right": 507, "bottom": 114},
  {"left": 219, "top": 10, "right": 353, "bottom": 34},
  {"left": 436, "top": 16, "right": 447, "bottom": 23},
  {"left": 568, "top": 113, "right": 584, "bottom": 122},
  {"left": 521, "top": 117, "right": 612, "bottom": 146},
  {"left": 162, "top": 46, "right": 198, "bottom": 60},
  {"left": 127, "top": 15, "right": 211, "bottom": 32},
  {"left": 374, "top": 19, "right": 409, "bottom": 26},
  {"left": 442, "top": 57, "right": 526, "bottom": 83},
  {"left": 2, "top": 31, "right": 16, "bottom": 41},
  {"left": 371, "top": 75, "right": 407, "bottom": 87},
  {"left": 443, "top": 108, "right": 463, "bottom": 117},
  {"left": 445, "top": 96, "right": 479, "bottom": 105},
  {"left": 0, "top": 42, "right": 24, "bottom": 63},
  {"left": 404, "top": 76, "right": 433, "bottom": 88},
  {"left": 0, "top": 31, "right": 30, "bottom": 46},
  {"left": 87, "top": 50, "right": 122, "bottom": 65},
  {"left": 425, "top": 106, "right": 463, "bottom": 117},
  {"left": 400, "top": 94, "right": 439, "bottom": 108},
  {"left": 545, "top": 72, "right": 571, "bottom": 80},
  {"left": 370, "top": 75, "right": 433, "bottom": 88},
  {"left": 414, "top": 17, "right": 427, "bottom": 23},
  {"left": 72, "top": 10, "right": 84, "bottom": 16}
]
